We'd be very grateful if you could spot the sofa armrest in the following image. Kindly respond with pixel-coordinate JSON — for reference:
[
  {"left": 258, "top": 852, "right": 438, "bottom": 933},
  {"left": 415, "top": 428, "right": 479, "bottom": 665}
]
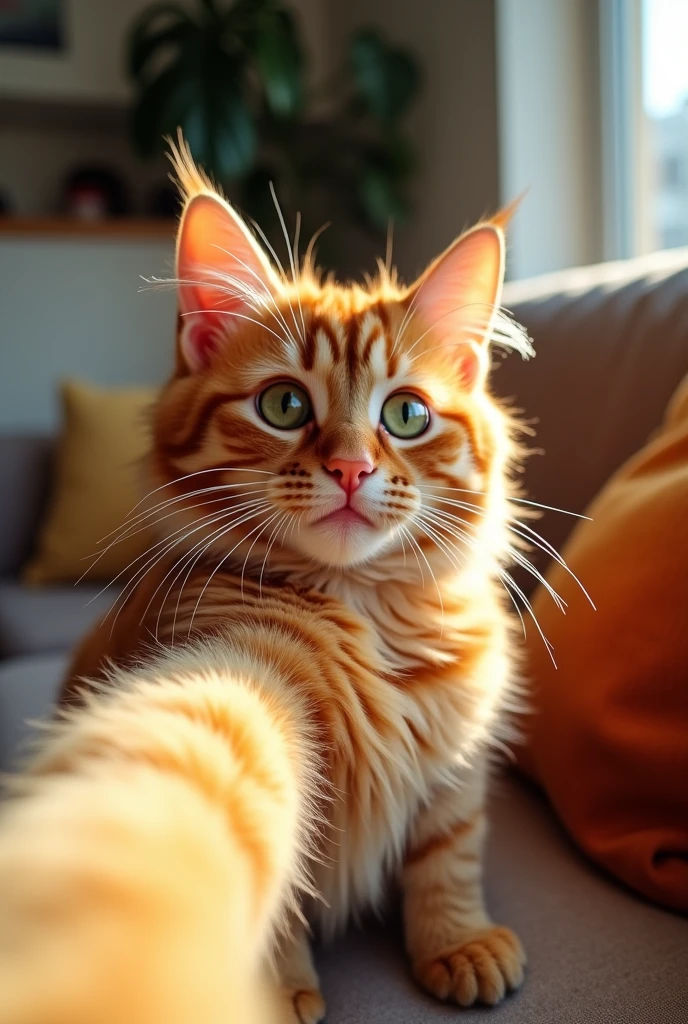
[{"left": 0, "top": 436, "right": 53, "bottom": 577}]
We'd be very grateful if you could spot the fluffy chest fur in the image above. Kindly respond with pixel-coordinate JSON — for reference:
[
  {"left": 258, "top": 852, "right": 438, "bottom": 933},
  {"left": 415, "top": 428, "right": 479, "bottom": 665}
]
[{"left": 298, "top": 570, "right": 510, "bottom": 935}]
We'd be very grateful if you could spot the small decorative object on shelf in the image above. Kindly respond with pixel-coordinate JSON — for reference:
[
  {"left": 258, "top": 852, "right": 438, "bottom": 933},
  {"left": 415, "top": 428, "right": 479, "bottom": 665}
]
[{"left": 62, "top": 166, "right": 130, "bottom": 222}]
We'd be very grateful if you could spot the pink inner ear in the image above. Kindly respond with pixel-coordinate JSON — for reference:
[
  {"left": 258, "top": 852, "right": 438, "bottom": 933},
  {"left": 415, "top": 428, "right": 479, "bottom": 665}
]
[
  {"left": 409, "top": 225, "right": 504, "bottom": 388},
  {"left": 457, "top": 345, "right": 480, "bottom": 389},
  {"left": 180, "top": 314, "right": 221, "bottom": 371}
]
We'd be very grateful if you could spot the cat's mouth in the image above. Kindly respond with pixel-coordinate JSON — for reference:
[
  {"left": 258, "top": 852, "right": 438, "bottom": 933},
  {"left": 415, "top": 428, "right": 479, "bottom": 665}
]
[{"left": 313, "top": 506, "right": 373, "bottom": 528}]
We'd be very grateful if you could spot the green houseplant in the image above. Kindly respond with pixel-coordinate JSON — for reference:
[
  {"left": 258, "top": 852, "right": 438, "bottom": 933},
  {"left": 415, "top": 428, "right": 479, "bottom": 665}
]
[{"left": 127, "top": 0, "right": 420, "bottom": 242}]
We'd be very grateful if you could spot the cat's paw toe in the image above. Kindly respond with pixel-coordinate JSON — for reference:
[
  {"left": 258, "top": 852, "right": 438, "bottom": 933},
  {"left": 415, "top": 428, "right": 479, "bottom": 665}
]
[
  {"left": 413, "top": 925, "right": 525, "bottom": 1007},
  {"left": 280, "top": 986, "right": 327, "bottom": 1024}
]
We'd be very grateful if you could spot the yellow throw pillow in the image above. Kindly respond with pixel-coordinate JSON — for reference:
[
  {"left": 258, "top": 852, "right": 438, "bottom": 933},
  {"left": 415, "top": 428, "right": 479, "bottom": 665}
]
[{"left": 24, "top": 381, "right": 157, "bottom": 585}]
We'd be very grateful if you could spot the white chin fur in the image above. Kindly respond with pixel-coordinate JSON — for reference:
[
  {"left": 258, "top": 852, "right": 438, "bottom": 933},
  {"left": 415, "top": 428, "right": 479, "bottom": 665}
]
[{"left": 289, "top": 520, "right": 397, "bottom": 568}]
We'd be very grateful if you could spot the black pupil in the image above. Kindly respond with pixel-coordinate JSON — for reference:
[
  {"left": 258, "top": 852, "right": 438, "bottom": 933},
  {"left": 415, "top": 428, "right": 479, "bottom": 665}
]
[
  {"left": 281, "top": 390, "right": 294, "bottom": 415},
  {"left": 402, "top": 401, "right": 409, "bottom": 424}
]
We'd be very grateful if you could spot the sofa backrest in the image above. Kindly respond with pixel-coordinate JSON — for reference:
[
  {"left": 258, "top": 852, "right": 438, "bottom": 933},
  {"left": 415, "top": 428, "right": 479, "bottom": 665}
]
[{"left": 498, "top": 246, "right": 688, "bottom": 569}]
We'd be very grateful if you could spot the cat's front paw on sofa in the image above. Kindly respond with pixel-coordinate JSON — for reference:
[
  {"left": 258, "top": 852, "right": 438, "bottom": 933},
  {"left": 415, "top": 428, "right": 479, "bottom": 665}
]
[
  {"left": 412, "top": 925, "right": 526, "bottom": 1007},
  {"left": 277, "top": 985, "right": 327, "bottom": 1024}
]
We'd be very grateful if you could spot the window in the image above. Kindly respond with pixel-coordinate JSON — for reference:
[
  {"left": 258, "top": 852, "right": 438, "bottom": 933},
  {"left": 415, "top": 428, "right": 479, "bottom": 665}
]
[
  {"left": 601, "top": 0, "right": 688, "bottom": 258},
  {"left": 643, "top": 0, "right": 688, "bottom": 250}
]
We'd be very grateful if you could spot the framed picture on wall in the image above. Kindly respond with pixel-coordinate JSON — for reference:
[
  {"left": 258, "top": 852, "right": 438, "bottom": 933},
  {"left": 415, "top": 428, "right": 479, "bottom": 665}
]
[{"left": 0, "top": 0, "right": 65, "bottom": 51}]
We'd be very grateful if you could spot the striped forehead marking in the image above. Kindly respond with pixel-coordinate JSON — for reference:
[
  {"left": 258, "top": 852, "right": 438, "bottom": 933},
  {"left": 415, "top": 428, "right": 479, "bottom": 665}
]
[{"left": 300, "top": 308, "right": 395, "bottom": 379}]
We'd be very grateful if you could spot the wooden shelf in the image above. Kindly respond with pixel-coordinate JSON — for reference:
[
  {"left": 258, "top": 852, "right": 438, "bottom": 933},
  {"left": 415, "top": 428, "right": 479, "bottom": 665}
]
[{"left": 0, "top": 217, "right": 176, "bottom": 240}]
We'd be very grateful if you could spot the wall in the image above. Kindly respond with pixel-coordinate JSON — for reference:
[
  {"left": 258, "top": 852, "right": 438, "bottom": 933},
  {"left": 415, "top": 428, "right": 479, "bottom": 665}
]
[
  {"left": 0, "top": 0, "right": 329, "bottom": 105},
  {"left": 0, "top": 236, "right": 176, "bottom": 431},
  {"left": 329, "top": 0, "right": 500, "bottom": 282},
  {"left": 496, "top": 0, "right": 603, "bottom": 279}
]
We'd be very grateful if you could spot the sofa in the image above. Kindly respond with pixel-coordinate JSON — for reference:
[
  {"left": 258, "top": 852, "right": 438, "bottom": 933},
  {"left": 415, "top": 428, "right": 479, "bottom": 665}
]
[{"left": 1, "top": 249, "right": 687, "bottom": 1022}]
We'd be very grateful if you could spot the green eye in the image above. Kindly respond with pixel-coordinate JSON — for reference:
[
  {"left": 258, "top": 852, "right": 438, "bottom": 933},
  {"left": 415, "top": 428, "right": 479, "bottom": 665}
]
[
  {"left": 258, "top": 382, "right": 312, "bottom": 430},
  {"left": 381, "top": 392, "right": 430, "bottom": 439}
]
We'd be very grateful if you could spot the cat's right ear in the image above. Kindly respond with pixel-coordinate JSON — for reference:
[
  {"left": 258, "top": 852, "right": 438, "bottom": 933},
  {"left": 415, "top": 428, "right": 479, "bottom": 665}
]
[{"left": 176, "top": 193, "right": 281, "bottom": 372}]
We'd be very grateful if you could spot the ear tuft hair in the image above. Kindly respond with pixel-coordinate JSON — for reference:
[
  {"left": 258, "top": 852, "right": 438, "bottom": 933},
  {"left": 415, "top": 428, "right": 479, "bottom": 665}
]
[{"left": 166, "top": 129, "right": 219, "bottom": 207}]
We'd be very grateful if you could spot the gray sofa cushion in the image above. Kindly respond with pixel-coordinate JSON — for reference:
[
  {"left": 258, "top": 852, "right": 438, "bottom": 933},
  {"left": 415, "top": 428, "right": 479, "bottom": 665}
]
[
  {"left": 319, "top": 778, "right": 688, "bottom": 1022},
  {"left": 0, "top": 581, "right": 118, "bottom": 658},
  {"left": 0, "top": 435, "right": 54, "bottom": 577},
  {"left": 0, "top": 652, "right": 66, "bottom": 771}
]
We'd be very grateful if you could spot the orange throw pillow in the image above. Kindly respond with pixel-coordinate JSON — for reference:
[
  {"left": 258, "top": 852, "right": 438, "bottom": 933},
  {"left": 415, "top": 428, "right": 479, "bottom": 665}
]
[{"left": 518, "top": 373, "right": 688, "bottom": 911}]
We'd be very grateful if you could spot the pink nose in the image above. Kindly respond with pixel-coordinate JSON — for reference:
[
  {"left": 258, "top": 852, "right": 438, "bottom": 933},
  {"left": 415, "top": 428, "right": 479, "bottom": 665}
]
[{"left": 325, "top": 457, "right": 374, "bottom": 496}]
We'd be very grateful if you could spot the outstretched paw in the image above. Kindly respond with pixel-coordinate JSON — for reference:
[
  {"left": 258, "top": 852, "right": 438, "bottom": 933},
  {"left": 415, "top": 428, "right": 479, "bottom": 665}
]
[
  {"left": 413, "top": 925, "right": 525, "bottom": 1007},
  {"left": 279, "top": 986, "right": 327, "bottom": 1024}
]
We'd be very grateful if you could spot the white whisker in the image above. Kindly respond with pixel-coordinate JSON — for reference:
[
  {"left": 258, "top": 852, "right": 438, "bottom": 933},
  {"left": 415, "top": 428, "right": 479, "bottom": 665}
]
[
  {"left": 259, "top": 511, "right": 291, "bottom": 597},
  {"left": 121, "top": 466, "right": 274, "bottom": 522},
  {"left": 97, "top": 481, "right": 270, "bottom": 547},
  {"left": 405, "top": 519, "right": 445, "bottom": 631},
  {"left": 91, "top": 487, "right": 268, "bottom": 565},
  {"left": 399, "top": 525, "right": 425, "bottom": 585},
  {"left": 153, "top": 501, "right": 274, "bottom": 640},
  {"left": 419, "top": 484, "right": 590, "bottom": 520},
  {"left": 240, "top": 510, "right": 282, "bottom": 598},
  {"left": 188, "top": 507, "right": 278, "bottom": 632},
  {"left": 269, "top": 182, "right": 306, "bottom": 342}
]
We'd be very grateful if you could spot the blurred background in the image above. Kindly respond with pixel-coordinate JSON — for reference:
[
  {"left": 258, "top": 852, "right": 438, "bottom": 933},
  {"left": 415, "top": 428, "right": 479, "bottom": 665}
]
[{"left": 0, "top": 0, "right": 686, "bottom": 430}]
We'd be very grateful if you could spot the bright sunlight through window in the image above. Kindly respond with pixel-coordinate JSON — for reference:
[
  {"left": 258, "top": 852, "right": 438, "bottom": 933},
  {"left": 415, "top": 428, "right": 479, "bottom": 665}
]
[{"left": 643, "top": 0, "right": 688, "bottom": 248}]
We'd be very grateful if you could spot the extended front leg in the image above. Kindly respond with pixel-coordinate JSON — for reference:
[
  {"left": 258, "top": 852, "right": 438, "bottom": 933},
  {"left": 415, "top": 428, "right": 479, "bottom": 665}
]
[
  {"left": 403, "top": 757, "right": 525, "bottom": 1007},
  {"left": 273, "top": 915, "right": 326, "bottom": 1024}
]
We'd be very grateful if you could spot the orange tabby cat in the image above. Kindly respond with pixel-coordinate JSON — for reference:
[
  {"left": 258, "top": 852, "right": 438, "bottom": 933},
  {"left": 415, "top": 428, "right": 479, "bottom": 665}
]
[{"left": 0, "top": 139, "right": 534, "bottom": 1024}]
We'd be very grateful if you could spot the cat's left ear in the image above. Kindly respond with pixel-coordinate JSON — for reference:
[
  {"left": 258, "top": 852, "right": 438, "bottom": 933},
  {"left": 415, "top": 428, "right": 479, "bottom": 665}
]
[
  {"left": 406, "top": 224, "right": 505, "bottom": 389},
  {"left": 176, "top": 192, "right": 281, "bottom": 371}
]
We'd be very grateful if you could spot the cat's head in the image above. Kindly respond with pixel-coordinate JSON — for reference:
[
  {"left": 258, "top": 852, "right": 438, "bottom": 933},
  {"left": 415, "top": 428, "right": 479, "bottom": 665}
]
[{"left": 150, "top": 143, "right": 530, "bottom": 577}]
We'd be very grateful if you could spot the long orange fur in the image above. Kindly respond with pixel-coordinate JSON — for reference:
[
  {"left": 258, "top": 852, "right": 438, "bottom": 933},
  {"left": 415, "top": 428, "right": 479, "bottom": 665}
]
[{"left": 0, "top": 138, "right": 534, "bottom": 1023}]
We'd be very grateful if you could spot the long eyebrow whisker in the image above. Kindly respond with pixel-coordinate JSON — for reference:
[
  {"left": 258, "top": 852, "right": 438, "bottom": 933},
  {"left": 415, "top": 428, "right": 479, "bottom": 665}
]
[
  {"left": 247, "top": 215, "right": 289, "bottom": 283},
  {"left": 207, "top": 248, "right": 302, "bottom": 355},
  {"left": 180, "top": 306, "right": 296, "bottom": 350},
  {"left": 269, "top": 182, "right": 306, "bottom": 343}
]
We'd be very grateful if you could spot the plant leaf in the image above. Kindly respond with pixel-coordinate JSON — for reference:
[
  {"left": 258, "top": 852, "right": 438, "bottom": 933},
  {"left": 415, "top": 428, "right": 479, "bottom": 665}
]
[
  {"left": 178, "top": 52, "right": 256, "bottom": 181},
  {"left": 211, "top": 90, "right": 257, "bottom": 179},
  {"left": 131, "top": 60, "right": 194, "bottom": 157},
  {"left": 255, "top": 9, "right": 304, "bottom": 117},
  {"left": 128, "top": 19, "right": 194, "bottom": 81},
  {"left": 127, "top": 3, "right": 192, "bottom": 80},
  {"left": 349, "top": 28, "right": 419, "bottom": 124},
  {"left": 357, "top": 165, "right": 408, "bottom": 230}
]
